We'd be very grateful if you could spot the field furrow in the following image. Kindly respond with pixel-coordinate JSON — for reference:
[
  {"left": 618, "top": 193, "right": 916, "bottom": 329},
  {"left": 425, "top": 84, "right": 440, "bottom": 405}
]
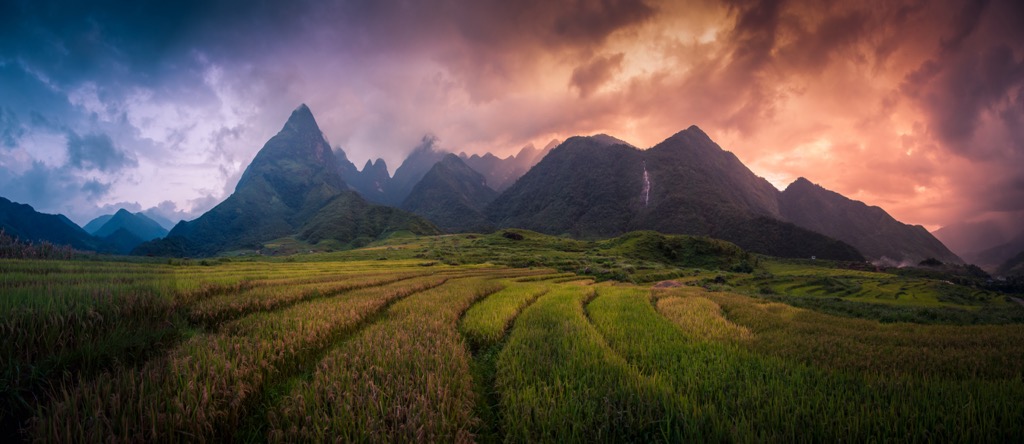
[
  {"left": 495, "top": 285, "right": 675, "bottom": 443},
  {"left": 187, "top": 271, "right": 428, "bottom": 327},
  {"left": 29, "top": 274, "right": 454, "bottom": 442},
  {"left": 265, "top": 276, "right": 504, "bottom": 443},
  {"left": 460, "top": 283, "right": 550, "bottom": 350},
  {"left": 586, "top": 286, "right": 1024, "bottom": 442}
]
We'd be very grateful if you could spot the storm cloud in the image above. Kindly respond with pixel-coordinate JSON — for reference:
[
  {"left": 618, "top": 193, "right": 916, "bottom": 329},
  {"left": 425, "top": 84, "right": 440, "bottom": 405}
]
[{"left": 0, "top": 0, "right": 1021, "bottom": 231}]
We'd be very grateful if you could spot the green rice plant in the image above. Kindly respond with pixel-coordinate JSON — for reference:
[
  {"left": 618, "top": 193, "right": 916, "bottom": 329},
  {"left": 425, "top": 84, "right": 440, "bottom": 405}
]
[
  {"left": 705, "top": 290, "right": 1024, "bottom": 379},
  {"left": 265, "top": 277, "right": 505, "bottom": 443},
  {"left": 459, "top": 283, "right": 549, "bottom": 350},
  {"left": 186, "top": 271, "right": 429, "bottom": 326},
  {"left": 495, "top": 285, "right": 676, "bottom": 443},
  {"left": 29, "top": 274, "right": 456, "bottom": 442},
  {"left": 587, "top": 286, "right": 1024, "bottom": 442},
  {"left": 656, "top": 294, "right": 752, "bottom": 342}
]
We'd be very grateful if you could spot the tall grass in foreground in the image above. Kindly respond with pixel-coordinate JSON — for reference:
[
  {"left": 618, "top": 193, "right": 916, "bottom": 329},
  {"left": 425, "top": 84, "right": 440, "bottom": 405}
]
[
  {"left": 29, "top": 275, "right": 454, "bottom": 442},
  {"left": 496, "top": 285, "right": 675, "bottom": 443},
  {"left": 587, "top": 286, "right": 1024, "bottom": 442},
  {"left": 266, "top": 277, "right": 504, "bottom": 443},
  {"left": 460, "top": 283, "right": 549, "bottom": 349}
]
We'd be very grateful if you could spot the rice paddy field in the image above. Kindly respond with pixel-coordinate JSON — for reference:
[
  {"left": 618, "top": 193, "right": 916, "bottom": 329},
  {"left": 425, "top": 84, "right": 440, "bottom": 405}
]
[{"left": 2, "top": 235, "right": 1023, "bottom": 442}]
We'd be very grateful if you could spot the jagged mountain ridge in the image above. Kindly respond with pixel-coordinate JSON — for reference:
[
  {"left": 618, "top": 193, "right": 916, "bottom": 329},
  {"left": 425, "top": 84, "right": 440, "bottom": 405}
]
[
  {"left": 484, "top": 127, "right": 951, "bottom": 262},
  {"left": 485, "top": 130, "right": 863, "bottom": 260},
  {"left": 458, "top": 139, "right": 558, "bottom": 192},
  {"left": 134, "top": 104, "right": 438, "bottom": 257}
]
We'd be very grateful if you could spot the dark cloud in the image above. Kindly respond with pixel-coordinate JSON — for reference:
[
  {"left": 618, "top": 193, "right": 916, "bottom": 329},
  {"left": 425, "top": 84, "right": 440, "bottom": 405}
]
[
  {"left": 81, "top": 178, "right": 112, "bottom": 198},
  {"left": 571, "top": 53, "right": 625, "bottom": 98},
  {"left": 939, "top": 0, "right": 990, "bottom": 52},
  {"left": 0, "top": 161, "right": 113, "bottom": 221},
  {"left": 0, "top": 107, "right": 24, "bottom": 148},
  {"left": 1, "top": 0, "right": 1022, "bottom": 231},
  {"left": 65, "top": 131, "right": 137, "bottom": 172}
]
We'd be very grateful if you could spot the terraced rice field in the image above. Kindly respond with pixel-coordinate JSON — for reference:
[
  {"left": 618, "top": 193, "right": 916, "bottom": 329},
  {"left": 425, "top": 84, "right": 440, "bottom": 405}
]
[{"left": 2, "top": 257, "right": 1022, "bottom": 442}]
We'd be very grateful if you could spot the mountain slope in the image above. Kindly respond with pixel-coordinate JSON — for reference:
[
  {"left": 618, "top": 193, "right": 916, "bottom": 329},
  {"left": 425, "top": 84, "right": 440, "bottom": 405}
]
[
  {"left": 0, "top": 196, "right": 98, "bottom": 250},
  {"left": 485, "top": 130, "right": 863, "bottom": 260},
  {"left": 93, "top": 209, "right": 168, "bottom": 241},
  {"left": 998, "top": 250, "right": 1024, "bottom": 276},
  {"left": 779, "top": 178, "right": 961, "bottom": 264},
  {"left": 460, "top": 139, "right": 558, "bottom": 192},
  {"left": 401, "top": 154, "right": 498, "bottom": 233},
  {"left": 135, "top": 104, "right": 437, "bottom": 257},
  {"left": 83, "top": 214, "right": 114, "bottom": 234},
  {"left": 386, "top": 137, "right": 448, "bottom": 205},
  {"left": 335, "top": 147, "right": 392, "bottom": 204},
  {"left": 974, "top": 232, "right": 1024, "bottom": 271}
]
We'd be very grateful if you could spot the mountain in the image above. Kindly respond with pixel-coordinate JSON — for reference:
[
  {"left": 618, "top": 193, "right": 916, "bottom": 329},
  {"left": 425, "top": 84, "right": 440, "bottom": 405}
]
[
  {"left": 974, "top": 232, "right": 1024, "bottom": 271},
  {"left": 459, "top": 139, "right": 558, "bottom": 192},
  {"left": 92, "top": 209, "right": 168, "bottom": 241},
  {"left": 998, "top": 250, "right": 1024, "bottom": 276},
  {"left": 334, "top": 147, "right": 392, "bottom": 204},
  {"left": 134, "top": 104, "right": 438, "bottom": 257},
  {"left": 779, "top": 178, "right": 962, "bottom": 264},
  {"left": 933, "top": 220, "right": 1012, "bottom": 261},
  {"left": 140, "top": 210, "right": 178, "bottom": 231},
  {"left": 386, "top": 136, "right": 448, "bottom": 205},
  {"left": 485, "top": 129, "right": 864, "bottom": 261},
  {"left": 0, "top": 196, "right": 98, "bottom": 251},
  {"left": 83, "top": 214, "right": 114, "bottom": 233},
  {"left": 401, "top": 154, "right": 498, "bottom": 233},
  {"left": 99, "top": 228, "right": 145, "bottom": 255}
]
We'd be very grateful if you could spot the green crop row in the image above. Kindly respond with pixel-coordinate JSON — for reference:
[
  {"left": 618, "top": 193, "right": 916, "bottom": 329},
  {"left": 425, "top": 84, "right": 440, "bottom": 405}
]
[
  {"left": 460, "top": 283, "right": 549, "bottom": 350},
  {"left": 587, "top": 286, "right": 1024, "bottom": 442},
  {"left": 266, "top": 277, "right": 504, "bottom": 442},
  {"left": 29, "top": 274, "right": 457, "bottom": 442},
  {"left": 495, "top": 285, "right": 675, "bottom": 442}
]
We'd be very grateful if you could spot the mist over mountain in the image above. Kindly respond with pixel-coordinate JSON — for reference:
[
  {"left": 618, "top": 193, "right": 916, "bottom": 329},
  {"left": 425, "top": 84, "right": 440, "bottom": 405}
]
[
  {"left": 933, "top": 216, "right": 1024, "bottom": 269},
  {"left": 459, "top": 139, "right": 558, "bottom": 192},
  {"left": 2, "top": 103, "right": 965, "bottom": 264},
  {"left": 134, "top": 105, "right": 437, "bottom": 257},
  {"left": 385, "top": 137, "right": 449, "bottom": 205},
  {"left": 401, "top": 154, "right": 497, "bottom": 233}
]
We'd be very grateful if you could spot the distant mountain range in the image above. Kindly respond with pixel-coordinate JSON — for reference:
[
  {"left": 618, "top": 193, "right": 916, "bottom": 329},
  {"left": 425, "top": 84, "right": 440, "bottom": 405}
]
[
  {"left": 86, "top": 209, "right": 168, "bottom": 241},
  {"left": 134, "top": 105, "right": 438, "bottom": 256},
  {"left": 0, "top": 104, "right": 966, "bottom": 263},
  {"left": 0, "top": 198, "right": 164, "bottom": 254},
  {"left": 933, "top": 218, "right": 1024, "bottom": 272},
  {"left": 458, "top": 139, "right": 558, "bottom": 192},
  {"left": 486, "top": 130, "right": 864, "bottom": 261}
]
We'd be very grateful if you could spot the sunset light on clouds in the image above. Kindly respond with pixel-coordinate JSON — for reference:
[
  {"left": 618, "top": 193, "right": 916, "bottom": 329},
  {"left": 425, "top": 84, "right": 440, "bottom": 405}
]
[{"left": 1, "top": 0, "right": 1022, "bottom": 232}]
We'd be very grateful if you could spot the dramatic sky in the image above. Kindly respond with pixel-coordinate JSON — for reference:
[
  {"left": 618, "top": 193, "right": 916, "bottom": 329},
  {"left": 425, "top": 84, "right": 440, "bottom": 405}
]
[{"left": 1, "top": 0, "right": 1022, "bottom": 230}]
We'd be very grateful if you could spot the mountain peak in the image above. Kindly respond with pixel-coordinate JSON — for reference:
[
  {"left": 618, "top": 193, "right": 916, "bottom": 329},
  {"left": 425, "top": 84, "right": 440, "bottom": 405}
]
[
  {"left": 283, "top": 103, "right": 320, "bottom": 135},
  {"left": 786, "top": 177, "right": 816, "bottom": 191},
  {"left": 113, "top": 208, "right": 132, "bottom": 217}
]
